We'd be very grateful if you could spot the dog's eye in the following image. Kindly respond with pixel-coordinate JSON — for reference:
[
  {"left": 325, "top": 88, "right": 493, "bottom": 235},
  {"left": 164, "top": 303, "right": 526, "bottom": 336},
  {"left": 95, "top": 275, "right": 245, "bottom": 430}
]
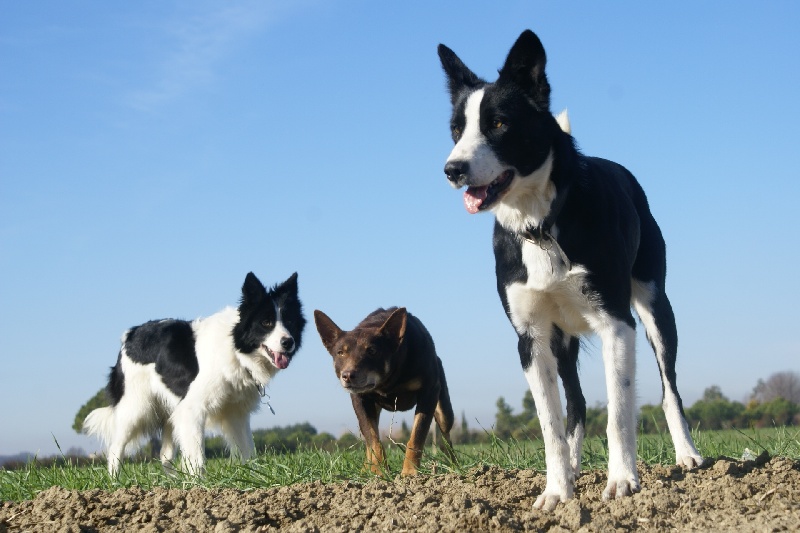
[
  {"left": 366, "top": 346, "right": 376, "bottom": 355},
  {"left": 261, "top": 320, "right": 273, "bottom": 328},
  {"left": 337, "top": 349, "right": 344, "bottom": 357},
  {"left": 451, "top": 126, "right": 462, "bottom": 138},
  {"left": 493, "top": 119, "right": 505, "bottom": 129}
]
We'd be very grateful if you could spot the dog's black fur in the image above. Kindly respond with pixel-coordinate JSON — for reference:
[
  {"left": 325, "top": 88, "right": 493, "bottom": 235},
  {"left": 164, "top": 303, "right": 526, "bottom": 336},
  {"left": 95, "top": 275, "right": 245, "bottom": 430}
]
[{"left": 438, "top": 30, "right": 702, "bottom": 509}]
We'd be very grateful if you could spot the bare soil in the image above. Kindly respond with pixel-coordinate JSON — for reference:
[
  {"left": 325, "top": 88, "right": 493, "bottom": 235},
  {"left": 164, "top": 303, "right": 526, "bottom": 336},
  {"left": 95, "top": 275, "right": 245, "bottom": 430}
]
[{"left": 2, "top": 455, "right": 799, "bottom": 532}]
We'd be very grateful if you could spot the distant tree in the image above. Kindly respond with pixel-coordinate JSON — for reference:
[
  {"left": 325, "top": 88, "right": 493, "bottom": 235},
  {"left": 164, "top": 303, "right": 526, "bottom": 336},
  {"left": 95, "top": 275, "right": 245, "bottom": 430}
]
[
  {"left": 336, "top": 432, "right": 361, "bottom": 449},
  {"left": 72, "top": 388, "right": 108, "bottom": 433},
  {"left": 702, "top": 385, "right": 726, "bottom": 402},
  {"left": 584, "top": 404, "right": 609, "bottom": 437},
  {"left": 493, "top": 392, "right": 541, "bottom": 440},
  {"left": 494, "top": 397, "right": 516, "bottom": 439},
  {"left": 638, "top": 403, "right": 668, "bottom": 434},
  {"left": 685, "top": 386, "right": 745, "bottom": 430},
  {"left": 521, "top": 390, "right": 536, "bottom": 421},
  {"left": 311, "top": 432, "right": 337, "bottom": 452},
  {"left": 741, "top": 397, "right": 800, "bottom": 427},
  {"left": 751, "top": 371, "right": 800, "bottom": 404}
]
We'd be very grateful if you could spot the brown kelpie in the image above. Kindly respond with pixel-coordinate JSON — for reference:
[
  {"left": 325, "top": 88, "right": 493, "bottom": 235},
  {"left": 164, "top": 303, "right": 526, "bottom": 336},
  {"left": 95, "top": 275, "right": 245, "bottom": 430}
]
[{"left": 314, "top": 307, "right": 455, "bottom": 475}]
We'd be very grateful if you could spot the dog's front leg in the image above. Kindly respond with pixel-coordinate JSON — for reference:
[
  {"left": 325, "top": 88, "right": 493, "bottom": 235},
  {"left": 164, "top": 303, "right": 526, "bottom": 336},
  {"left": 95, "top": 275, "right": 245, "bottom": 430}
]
[
  {"left": 351, "top": 394, "right": 385, "bottom": 475},
  {"left": 220, "top": 413, "right": 255, "bottom": 462},
  {"left": 598, "top": 318, "right": 640, "bottom": 500},
  {"left": 402, "top": 386, "right": 439, "bottom": 476},
  {"left": 520, "top": 333, "right": 574, "bottom": 511},
  {"left": 172, "top": 404, "right": 207, "bottom": 476}
]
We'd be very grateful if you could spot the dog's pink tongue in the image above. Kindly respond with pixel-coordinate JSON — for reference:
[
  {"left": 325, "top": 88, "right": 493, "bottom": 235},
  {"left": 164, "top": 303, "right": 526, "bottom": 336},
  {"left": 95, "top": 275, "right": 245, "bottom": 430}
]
[
  {"left": 274, "top": 352, "right": 290, "bottom": 369},
  {"left": 464, "top": 186, "right": 488, "bottom": 214}
]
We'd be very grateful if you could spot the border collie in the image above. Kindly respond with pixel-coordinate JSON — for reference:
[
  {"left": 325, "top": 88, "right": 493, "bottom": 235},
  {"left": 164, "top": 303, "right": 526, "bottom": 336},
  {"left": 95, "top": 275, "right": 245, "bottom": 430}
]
[
  {"left": 84, "top": 272, "right": 306, "bottom": 476},
  {"left": 438, "top": 30, "right": 702, "bottom": 509}
]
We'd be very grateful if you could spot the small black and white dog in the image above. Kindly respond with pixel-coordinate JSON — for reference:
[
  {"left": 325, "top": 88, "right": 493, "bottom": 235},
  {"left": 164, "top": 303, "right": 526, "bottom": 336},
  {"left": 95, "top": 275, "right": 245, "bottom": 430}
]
[
  {"left": 438, "top": 30, "right": 702, "bottom": 509},
  {"left": 84, "top": 272, "right": 305, "bottom": 476}
]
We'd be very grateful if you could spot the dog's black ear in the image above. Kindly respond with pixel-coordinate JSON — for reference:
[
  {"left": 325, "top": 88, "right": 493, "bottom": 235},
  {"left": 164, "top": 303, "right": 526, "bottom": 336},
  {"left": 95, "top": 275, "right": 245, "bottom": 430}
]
[
  {"left": 379, "top": 307, "right": 407, "bottom": 350},
  {"left": 314, "top": 310, "right": 343, "bottom": 354},
  {"left": 498, "top": 29, "right": 550, "bottom": 110},
  {"left": 278, "top": 272, "right": 299, "bottom": 293},
  {"left": 241, "top": 272, "right": 267, "bottom": 306},
  {"left": 438, "top": 43, "right": 483, "bottom": 105}
]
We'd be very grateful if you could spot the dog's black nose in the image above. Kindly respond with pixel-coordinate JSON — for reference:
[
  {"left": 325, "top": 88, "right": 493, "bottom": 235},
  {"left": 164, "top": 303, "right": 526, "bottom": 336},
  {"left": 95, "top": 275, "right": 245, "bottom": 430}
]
[
  {"left": 280, "top": 337, "right": 295, "bottom": 351},
  {"left": 341, "top": 370, "right": 355, "bottom": 383},
  {"left": 444, "top": 160, "right": 469, "bottom": 185}
]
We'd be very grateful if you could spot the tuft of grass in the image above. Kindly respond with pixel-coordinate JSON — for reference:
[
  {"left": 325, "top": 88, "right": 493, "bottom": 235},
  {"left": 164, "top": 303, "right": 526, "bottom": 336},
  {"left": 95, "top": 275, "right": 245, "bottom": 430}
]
[{"left": 2, "top": 427, "right": 798, "bottom": 502}]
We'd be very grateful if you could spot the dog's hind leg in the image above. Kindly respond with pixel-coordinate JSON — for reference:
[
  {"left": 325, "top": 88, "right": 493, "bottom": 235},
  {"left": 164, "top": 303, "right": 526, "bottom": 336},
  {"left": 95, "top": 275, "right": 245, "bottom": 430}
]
[
  {"left": 632, "top": 280, "right": 703, "bottom": 468},
  {"left": 554, "top": 329, "right": 585, "bottom": 477},
  {"left": 106, "top": 395, "right": 150, "bottom": 477}
]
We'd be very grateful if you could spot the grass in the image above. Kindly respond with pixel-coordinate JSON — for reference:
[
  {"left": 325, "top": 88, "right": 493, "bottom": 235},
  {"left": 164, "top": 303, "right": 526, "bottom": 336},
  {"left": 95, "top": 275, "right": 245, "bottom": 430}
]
[{"left": 2, "top": 426, "right": 799, "bottom": 502}]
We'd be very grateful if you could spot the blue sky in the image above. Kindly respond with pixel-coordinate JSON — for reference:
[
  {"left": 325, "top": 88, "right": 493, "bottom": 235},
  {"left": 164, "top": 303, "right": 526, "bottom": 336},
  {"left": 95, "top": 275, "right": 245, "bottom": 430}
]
[{"left": 1, "top": 1, "right": 798, "bottom": 456}]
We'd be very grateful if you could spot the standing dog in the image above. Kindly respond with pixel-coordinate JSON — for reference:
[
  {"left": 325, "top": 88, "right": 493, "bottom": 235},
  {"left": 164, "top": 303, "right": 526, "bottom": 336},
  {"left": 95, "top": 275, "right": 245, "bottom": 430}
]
[
  {"left": 438, "top": 30, "right": 702, "bottom": 509},
  {"left": 84, "top": 272, "right": 306, "bottom": 476},
  {"left": 314, "top": 307, "right": 455, "bottom": 475}
]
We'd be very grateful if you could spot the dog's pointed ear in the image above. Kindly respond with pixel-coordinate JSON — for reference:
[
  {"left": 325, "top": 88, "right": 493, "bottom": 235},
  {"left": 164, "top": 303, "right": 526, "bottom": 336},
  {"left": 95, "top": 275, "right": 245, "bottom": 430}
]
[
  {"left": 498, "top": 29, "right": 550, "bottom": 110},
  {"left": 279, "top": 272, "right": 299, "bottom": 293},
  {"left": 314, "top": 310, "right": 343, "bottom": 354},
  {"left": 379, "top": 307, "right": 407, "bottom": 350},
  {"left": 438, "top": 43, "right": 483, "bottom": 104},
  {"left": 241, "top": 272, "right": 267, "bottom": 306}
]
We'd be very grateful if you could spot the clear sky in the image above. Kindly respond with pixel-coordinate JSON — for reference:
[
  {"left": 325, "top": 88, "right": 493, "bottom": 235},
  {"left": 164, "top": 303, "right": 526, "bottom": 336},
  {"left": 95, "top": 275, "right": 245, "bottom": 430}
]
[{"left": 1, "top": 1, "right": 798, "bottom": 457}]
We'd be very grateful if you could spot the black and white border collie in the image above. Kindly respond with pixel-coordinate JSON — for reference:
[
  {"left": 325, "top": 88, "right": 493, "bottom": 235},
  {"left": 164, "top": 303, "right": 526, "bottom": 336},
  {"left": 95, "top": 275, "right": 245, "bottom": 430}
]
[
  {"left": 438, "top": 30, "right": 702, "bottom": 509},
  {"left": 84, "top": 272, "right": 306, "bottom": 476}
]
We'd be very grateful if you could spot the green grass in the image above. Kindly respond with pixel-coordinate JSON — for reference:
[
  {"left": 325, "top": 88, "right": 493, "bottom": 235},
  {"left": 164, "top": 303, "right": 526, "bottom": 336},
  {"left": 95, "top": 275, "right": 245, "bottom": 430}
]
[{"left": 2, "top": 427, "right": 799, "bottom": 502}]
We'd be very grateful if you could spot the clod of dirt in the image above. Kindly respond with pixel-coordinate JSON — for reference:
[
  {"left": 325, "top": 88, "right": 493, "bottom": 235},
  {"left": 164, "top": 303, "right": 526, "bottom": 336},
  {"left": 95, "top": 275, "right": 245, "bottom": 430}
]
[{"left": 1, "top": 457, "right": 799, "bottom": 532}]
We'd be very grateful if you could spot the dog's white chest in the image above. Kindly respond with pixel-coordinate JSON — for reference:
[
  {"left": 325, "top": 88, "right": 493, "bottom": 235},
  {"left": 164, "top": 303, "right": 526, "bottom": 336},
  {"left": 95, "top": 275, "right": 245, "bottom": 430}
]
[{"left": 505, "top": 239, "right": 594, "bottom": 336}]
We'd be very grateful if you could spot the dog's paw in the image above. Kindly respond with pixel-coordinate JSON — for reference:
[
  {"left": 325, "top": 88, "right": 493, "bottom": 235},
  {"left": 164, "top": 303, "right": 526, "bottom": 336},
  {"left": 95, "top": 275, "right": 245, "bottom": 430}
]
[
  {"left": 533, "top": 491, "right": 570, "bottom": 511},
  {"left": 602, "top": 477, "right": 641, "bottom": 500},
  {"left": 676, "top": 453, "right": 704, "bottom": 469},
  {"left": 400, "top": 465, "right": 419, "bottom": 476}
]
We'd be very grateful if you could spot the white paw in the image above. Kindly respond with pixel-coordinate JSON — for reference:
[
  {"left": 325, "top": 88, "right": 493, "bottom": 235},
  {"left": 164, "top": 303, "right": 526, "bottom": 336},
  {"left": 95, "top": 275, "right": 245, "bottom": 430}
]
[
  {"left": 602, "top": 477, "right": 641, "bottom": 500},
  {"left": 181, "top": 458, "right": 206, "bottom": 477},
  {"left": 676, "top": 453, "right": 704, "bottom": 469},
  {"left": 533, "top": 490, "right": 570, "bottom": 511}
]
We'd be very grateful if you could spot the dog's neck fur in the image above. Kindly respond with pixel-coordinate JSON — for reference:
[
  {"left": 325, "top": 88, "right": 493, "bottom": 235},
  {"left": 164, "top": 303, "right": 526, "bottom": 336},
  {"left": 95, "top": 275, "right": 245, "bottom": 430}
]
[
  {"left": 492, "top": 150, "right": 556, "bottom": 234},
  {"left": 492, "top": 129, "right": 580, "bottom": 239}
]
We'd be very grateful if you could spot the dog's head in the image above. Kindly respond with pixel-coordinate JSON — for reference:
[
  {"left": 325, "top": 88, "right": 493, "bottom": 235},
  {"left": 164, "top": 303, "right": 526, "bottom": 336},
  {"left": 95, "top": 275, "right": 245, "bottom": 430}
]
[
  {"left": 233, "top": 271, "right": 305, "bottom": 371},
  {"left": 438, "top": 30, "right": 566, "bottom": 217},
  {"left": 314, "top": 308, "right": 407, "bottom": 394}
]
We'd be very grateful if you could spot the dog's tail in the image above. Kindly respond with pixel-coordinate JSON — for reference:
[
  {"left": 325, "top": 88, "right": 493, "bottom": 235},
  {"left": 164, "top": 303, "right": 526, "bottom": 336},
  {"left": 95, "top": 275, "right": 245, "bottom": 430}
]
[
  {"left": 83, "top": 406, "right": 115, "bottom": 445},
  {"left": 555, "top": 108, "right": 571, "bottom": 134}
]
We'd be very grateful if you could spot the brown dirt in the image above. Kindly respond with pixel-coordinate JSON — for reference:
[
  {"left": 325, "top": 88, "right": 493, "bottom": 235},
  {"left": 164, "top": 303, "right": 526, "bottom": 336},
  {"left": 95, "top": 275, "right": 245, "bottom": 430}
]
[{"left": 2, "top": 455, "right": 799, "bottom": 532}]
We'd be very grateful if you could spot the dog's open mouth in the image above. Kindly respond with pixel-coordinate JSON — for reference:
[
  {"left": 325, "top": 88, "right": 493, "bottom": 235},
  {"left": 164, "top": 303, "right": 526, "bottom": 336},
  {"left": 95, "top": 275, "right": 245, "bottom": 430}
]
[
  {"left": 264, "top": 345, "right": 291, "bottom": 370},
  {"left": 463, "top": 169, "right": 514, "bottom": 214}
]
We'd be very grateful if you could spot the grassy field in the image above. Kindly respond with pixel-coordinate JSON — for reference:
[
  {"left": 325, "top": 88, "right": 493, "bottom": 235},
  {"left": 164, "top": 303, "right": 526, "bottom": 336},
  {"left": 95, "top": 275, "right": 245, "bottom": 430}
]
[{"left": 2, "top": 426, "right": 799, "bottom": 502}]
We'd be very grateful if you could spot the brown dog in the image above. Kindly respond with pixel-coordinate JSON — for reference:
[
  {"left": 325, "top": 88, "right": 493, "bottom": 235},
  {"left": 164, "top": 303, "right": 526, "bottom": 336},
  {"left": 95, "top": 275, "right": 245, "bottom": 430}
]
[{"left": 314, "top": 307, "right": 456, "bottom": 475}]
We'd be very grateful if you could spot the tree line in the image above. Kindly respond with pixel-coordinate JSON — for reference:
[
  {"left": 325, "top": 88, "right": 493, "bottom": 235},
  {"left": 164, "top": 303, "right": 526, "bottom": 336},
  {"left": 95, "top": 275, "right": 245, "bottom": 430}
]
[{"left": 479, "top": 370, "right": 800, "bottom": 442}]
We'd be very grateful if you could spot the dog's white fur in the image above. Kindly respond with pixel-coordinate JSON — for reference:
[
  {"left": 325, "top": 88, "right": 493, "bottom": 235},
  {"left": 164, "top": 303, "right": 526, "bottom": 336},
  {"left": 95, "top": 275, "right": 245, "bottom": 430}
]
[{"left": 84, "top": 306, "right": 289, "bottom": 476}]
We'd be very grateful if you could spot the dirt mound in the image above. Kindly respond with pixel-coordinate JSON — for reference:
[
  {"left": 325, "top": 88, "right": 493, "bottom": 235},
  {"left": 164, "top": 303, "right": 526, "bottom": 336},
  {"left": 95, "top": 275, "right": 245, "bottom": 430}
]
[{"left": 2, "top": 456, "right": 799, "bottom": 532}]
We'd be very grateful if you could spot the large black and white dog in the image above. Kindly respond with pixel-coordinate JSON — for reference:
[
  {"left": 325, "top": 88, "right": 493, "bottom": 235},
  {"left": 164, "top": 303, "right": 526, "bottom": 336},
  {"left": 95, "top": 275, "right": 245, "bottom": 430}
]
[
  {"left": 84, "top": 272, "right": 305, "bottom": 476},
  {"left": 438, "top": 30, "right": 702, "bottom": 509}
]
